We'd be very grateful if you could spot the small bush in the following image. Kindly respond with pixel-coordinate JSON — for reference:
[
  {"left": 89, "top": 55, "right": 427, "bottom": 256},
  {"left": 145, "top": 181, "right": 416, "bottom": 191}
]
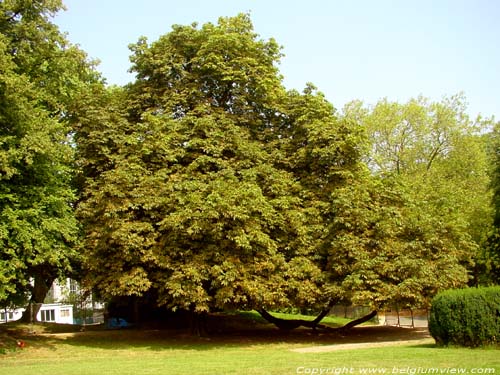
[{"left": 429, "top": 286, "right": 500, "bottom": 347}]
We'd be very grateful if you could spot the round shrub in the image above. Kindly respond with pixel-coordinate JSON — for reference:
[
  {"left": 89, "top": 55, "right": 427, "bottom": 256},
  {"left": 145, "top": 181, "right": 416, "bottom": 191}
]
[{"left": 429, "top": 286, "right": 500, "bottom": 347}]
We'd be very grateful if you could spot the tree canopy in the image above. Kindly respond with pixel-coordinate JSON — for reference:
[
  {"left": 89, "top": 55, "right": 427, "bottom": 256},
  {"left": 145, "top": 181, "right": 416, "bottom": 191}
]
[
  {"left": 77, "top": 14, "right": 360, "bottom": 313},
  {"left": 0, "top": 0, "right": 99, "bottom": 316},
  {"left": 343, "top": 95, "right": 495, "bottom": 291}
]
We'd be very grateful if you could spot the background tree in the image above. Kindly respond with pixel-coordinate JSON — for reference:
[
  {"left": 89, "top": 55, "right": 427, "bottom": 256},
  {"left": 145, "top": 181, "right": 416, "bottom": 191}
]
[
  {"left": 328, "top": 170, "right": 471, "bottom": 311},
  {"left": 0, "top": 0, "right": 99, "bottom": 320},
  {"left": 340, "top": 95, "right": 494, "bottom": 301}
]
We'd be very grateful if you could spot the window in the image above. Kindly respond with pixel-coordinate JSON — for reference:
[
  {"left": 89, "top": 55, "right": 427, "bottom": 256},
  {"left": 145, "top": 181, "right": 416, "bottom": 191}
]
[
  {"left": 40, "top": 309, "right": 55, "bottom": 322},
  {"left": 1, "top": 311, "right": 13, "bottom": 321},
  {"left": 60, "top": 309, "right": 70, "bottom": 318},
  {"left": 69, "top": 279, "right": 78, "bottom": 294}
]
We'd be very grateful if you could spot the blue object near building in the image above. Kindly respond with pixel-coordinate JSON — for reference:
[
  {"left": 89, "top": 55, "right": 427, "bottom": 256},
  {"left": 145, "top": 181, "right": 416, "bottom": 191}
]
[{"left": 106, "top": 317, "right": 130, "bottom": 329}]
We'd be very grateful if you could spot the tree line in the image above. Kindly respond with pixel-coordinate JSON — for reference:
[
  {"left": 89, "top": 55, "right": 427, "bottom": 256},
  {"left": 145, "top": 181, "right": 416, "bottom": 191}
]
[{"left": 1, "top": 1, "right": 499, "bottom": 325}]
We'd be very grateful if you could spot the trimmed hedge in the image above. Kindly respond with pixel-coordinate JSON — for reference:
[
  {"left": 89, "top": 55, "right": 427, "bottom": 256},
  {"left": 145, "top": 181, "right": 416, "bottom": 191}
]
[{"left": 429, "top": 286, "right": 500, "bottom": 347}]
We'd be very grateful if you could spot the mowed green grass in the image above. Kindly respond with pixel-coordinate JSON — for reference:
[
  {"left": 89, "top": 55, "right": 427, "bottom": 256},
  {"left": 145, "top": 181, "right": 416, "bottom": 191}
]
[{"left": 1, "top": 314, "right": 499, "bottom": 375}]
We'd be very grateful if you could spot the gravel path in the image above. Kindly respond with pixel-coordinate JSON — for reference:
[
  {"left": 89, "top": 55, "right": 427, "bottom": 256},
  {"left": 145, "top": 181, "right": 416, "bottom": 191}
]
[{"left": 291, "top": 337, "right": 434, "bottom": 353}]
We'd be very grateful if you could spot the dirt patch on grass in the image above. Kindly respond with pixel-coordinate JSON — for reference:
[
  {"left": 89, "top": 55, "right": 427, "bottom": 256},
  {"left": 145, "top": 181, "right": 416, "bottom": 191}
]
[
  {"left": 292, "top": 337, "right": 434, "bottom": 353},
  {"left": 296, "top": 338, "right": 434, "bottom": 353}
]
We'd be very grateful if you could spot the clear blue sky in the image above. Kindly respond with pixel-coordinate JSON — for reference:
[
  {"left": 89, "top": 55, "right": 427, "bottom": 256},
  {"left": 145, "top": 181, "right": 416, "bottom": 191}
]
[{"left": 54, "top": 0, "right": 499, "bottom": 120}]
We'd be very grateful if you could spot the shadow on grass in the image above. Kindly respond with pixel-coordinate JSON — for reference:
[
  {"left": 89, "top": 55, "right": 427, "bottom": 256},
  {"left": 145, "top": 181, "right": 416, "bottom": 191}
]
[
  {"left": 1, "top": 312, "right": 432, "bottom": 353},
  {"left": 7, "top": 329, "right": 433, "bottom": 354}
]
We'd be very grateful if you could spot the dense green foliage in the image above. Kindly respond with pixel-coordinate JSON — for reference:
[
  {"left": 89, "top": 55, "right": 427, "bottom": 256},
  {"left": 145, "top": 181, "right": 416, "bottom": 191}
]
[
  {"left": 429, "top": 286, "right": 500, "bottom": 347},
  {"left": 328, "top": 172, "right": 470, "bottom": 310},
  {"left": 492, "top": 123, "right": 500, "bottom": 228},
  {"left": 0, "top": 0, "right": 99, "bottom": 313},
  {"left": 333, "top": 96, "right": 495, "bottom": 309}
]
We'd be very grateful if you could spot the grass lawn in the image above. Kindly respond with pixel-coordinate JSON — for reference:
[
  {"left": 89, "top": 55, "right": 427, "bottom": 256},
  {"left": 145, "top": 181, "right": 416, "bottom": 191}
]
[{"left": 1, "top": 313, "right": 499, "bottom": 375}]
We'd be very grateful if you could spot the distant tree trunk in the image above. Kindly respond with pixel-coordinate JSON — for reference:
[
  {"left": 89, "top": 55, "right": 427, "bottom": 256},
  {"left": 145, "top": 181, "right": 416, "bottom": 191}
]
[
  {"left": 189, "top": 310, "right": 208, "bottom": 337},
  {"left": 132, "top": 297, "right": 140, "bottom": 323},
  {"left": 20, "top": 270, "right": 54, "bottom": 323},
  {"left": 336, "top": 310, "right": 377, "bottom": 331}
]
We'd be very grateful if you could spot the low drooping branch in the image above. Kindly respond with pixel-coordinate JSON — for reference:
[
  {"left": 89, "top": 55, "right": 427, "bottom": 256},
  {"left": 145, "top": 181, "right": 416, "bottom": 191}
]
[
  {"left": 257, "top": 309, "right": 319, "bottom": 330},
  {"left": 257, "top": 302, "right": 334, "bottom": 331},
  {"left": 258, "top": 307, "right": 377, "bottom": 332}
]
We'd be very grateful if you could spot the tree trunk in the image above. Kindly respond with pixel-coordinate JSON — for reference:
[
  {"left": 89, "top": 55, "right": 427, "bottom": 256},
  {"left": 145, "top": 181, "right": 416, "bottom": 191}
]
[
  {"left": 189, "top": 311, "right": 208, "bottom": 337},
  {"left": 19, "top": 272, "right": 54, "bottom": 323},
  {"left": 258, "top": 309, "right": 307, "bottom": 330}
]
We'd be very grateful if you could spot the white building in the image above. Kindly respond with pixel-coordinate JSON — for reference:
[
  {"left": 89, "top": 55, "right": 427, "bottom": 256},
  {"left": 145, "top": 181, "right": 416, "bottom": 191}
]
[
  {"left": 1, "top": 278, "right": 103, "bottom": 325},
  {"left": 1, "top": 303, "right": 73, "bottom": 324},
  {"left": 37, "top": 303, "right": 74, "bottom": 324},
  {"left": 0, "top": 308, "right": 23, "bottom": 323}
]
